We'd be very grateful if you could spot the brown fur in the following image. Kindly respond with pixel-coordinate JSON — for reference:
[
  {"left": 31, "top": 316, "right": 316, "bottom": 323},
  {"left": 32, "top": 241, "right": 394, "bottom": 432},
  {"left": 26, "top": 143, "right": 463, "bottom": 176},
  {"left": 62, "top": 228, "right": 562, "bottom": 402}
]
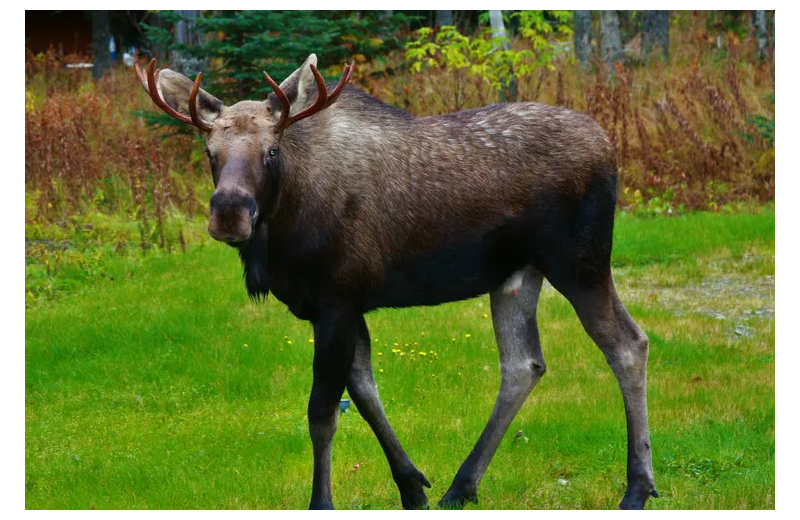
[{"left": 273, "top": 95, "right": 615, "bottom": 292}]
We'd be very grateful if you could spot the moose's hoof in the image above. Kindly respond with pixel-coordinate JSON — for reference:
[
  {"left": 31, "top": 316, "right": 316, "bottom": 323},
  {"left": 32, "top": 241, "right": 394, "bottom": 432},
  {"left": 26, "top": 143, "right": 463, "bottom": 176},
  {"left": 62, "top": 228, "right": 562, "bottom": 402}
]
[
  {"left": 400, "top": 486, "right": 429, "bottom": 510},
  {"left": 309, "top": 498, "right": 335, "bottom": 510},
  {"left": 437, "top": 480, "right": 478, "bottom": 509},
  {"left": 397, "top": 467, "right": 432, "bottom": 510},
  {"left": 619, "top": 482, "right": 659, "bottom": 510}
]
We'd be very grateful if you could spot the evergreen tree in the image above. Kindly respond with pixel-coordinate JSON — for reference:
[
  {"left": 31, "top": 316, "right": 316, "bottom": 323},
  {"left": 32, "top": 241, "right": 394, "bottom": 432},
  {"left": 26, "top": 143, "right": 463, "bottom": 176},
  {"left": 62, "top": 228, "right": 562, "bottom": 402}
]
[{"left": 143, "top": 10, "right": 410, "bottom": 103}]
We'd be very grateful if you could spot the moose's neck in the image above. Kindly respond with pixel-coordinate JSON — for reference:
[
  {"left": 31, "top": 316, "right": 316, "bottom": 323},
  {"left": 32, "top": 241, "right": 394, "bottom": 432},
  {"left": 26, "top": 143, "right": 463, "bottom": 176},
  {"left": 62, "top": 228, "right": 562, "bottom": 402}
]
[{"left": 271, "top": 89, "right": 413, "bottom": 236}]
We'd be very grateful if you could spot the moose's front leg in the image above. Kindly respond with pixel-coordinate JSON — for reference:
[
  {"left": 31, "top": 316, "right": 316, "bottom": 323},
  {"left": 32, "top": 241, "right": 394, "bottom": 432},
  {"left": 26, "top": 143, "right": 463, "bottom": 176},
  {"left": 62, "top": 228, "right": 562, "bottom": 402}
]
[
  {"left": 346, "top": 315, "right": 431, "bottom": 509},
  {"left": 308, "top": 310, "right": 359, "bottom": 510}
]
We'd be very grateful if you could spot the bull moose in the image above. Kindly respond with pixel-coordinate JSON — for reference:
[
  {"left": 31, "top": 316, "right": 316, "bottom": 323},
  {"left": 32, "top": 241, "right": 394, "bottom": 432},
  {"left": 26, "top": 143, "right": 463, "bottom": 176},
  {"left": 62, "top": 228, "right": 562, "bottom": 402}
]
[{"left": 134, "top": 53, "right": 657, "bottom": 510}]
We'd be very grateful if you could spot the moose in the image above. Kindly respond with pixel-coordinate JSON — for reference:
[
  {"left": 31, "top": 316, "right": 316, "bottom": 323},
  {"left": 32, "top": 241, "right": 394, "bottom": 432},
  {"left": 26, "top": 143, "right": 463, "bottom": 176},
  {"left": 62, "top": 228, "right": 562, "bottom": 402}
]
[{"left": 135, "top": 53, "right": 657, "bottom": 510}]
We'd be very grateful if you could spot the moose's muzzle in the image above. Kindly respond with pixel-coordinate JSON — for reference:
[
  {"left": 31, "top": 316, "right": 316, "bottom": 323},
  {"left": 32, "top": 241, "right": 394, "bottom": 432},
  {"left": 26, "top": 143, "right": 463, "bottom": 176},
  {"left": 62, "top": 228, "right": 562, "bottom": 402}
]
[{"left": 207, "top": 191, "right": 258, "bottom": 243}]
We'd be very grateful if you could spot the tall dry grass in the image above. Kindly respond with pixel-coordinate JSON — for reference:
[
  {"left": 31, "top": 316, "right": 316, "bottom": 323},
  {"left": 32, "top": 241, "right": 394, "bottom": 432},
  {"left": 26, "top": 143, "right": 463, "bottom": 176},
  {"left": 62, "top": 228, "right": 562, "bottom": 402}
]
[{"left": 25, "top": 48, "right": 208, "bottom": 253}]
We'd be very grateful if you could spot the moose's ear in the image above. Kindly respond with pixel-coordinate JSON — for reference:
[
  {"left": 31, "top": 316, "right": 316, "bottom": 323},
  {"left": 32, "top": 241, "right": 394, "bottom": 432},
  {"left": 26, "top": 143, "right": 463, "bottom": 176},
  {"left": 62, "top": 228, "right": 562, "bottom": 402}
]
[
  {"left": 156, "top": 69, "right": 225, "bottom": 123},
  {"left": 276, "top": 54, "right": 319, "bottom": 116}
]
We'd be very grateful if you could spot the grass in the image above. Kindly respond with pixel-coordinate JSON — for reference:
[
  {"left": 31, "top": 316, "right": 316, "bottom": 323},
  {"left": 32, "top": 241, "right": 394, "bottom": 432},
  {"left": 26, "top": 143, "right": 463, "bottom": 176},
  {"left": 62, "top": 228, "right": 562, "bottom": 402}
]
[{"left": 25, "top": 208, "right": 774, "bottom": 509}]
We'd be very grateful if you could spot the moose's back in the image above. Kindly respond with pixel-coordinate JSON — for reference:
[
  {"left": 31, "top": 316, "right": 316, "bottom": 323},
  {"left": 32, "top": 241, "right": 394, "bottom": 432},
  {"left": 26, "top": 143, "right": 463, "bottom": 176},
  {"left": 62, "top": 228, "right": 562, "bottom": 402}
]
[{"left": 313, "top": 98, "right": 620, "bottom": 310}]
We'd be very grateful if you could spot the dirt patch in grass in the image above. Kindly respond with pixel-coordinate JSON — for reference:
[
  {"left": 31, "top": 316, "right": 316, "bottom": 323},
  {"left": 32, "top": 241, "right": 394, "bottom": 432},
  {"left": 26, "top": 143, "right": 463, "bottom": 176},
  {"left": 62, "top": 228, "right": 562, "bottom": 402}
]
[{"left": 616, "top": 248, "right": 774, "bottom": 343}]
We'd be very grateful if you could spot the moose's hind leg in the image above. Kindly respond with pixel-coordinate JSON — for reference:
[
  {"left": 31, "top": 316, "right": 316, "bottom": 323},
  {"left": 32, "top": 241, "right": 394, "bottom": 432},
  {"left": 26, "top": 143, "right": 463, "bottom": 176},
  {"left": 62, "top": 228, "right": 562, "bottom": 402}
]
[
  {"left": 439, "top": 266, "right": 546, "bottom": 509},
  {"left": 346, "top": 316, "right": 431, "bottom": 509},
  {"left": 562, "top": 277, "right": 658, "bottom": 510}
]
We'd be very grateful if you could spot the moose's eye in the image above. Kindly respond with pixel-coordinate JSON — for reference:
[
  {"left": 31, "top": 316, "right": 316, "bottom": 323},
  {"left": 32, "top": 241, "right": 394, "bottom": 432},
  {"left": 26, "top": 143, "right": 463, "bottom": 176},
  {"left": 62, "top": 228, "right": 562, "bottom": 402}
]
[
  {"left": 205, "top": 148, "right": 219, "bottom": 165},
  {"left": 268, "top": 147, "right": 279, "bottom": 158}
]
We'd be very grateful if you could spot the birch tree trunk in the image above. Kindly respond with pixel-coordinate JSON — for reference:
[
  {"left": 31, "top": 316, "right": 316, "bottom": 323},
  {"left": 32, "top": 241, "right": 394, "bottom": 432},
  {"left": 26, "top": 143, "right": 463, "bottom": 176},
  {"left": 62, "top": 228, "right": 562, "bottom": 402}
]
[
  {"left": 599, "top": 10, "right": 623, "bottom": 72},
  {"left": 489, "top": 10, "right": 516, "bottom": 102},
  {"left": 641, "top": 10, "right": 670, "bottom": 60},
  {"left": 754, "top": 10, "right": 768, "bottom": 61},
  {"left": 574, "top": 10, "right": 591, "bottom": 70}
]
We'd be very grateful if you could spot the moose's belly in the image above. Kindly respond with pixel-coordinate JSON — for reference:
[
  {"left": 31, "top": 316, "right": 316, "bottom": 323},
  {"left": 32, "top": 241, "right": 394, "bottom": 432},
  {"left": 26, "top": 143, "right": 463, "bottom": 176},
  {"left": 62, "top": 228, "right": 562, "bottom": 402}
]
[{"left": 365, "top": 226, "right": 527, "bottom": 311}]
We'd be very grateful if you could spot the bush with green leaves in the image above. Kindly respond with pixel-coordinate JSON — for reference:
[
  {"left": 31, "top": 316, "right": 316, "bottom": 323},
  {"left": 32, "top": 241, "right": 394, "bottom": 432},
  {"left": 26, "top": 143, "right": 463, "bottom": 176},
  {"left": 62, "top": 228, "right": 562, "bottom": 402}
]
[{"left": 405, "top": 10, "right": 573, "bottom": 103}]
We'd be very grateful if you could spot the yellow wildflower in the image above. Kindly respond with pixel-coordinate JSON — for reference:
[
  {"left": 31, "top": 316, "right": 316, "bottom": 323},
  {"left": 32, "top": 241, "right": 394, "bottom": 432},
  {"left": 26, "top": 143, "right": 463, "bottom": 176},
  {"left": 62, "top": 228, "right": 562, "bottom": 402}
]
[{"left": 419, "top": 351, "right": 427, "bottom": 356}]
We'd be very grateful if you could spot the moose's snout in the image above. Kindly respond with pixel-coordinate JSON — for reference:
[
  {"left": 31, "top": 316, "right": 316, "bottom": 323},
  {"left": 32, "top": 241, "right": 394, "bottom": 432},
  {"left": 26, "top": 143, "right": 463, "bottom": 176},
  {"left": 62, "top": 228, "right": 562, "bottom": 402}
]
[{"left": 208, "top": 191, "right": 258, "bottom": 243}]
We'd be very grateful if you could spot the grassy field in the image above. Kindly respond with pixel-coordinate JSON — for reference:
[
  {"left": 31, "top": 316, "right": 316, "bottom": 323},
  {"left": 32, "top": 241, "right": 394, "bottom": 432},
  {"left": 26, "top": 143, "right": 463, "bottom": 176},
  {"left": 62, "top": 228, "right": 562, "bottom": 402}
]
[{"left": 25, "top": 208, "right": 775, "bottom": 510}]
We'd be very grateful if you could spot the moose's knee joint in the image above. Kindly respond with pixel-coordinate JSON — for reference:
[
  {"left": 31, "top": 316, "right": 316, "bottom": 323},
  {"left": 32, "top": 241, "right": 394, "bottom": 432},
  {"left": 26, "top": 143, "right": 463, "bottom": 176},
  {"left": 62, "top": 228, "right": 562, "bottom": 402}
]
[
  {"left": 632, "top": 329, "right": 649, "bottom": 356},
  {"left": 308, "top": 400, "right": 339, "bottom": 424},
  {"left": 503, "top": 358, "right": 546, "bottom": 388},
  {"left": 532, "top": 359, "right": 547, "bottom": 378}
]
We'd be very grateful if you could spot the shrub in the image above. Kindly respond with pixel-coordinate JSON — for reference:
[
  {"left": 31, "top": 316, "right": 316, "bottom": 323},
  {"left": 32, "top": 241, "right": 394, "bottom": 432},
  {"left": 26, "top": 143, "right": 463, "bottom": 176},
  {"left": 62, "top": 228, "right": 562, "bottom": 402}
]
[{"left": 25, "top": 48, "right": 209, "bottom": 302}]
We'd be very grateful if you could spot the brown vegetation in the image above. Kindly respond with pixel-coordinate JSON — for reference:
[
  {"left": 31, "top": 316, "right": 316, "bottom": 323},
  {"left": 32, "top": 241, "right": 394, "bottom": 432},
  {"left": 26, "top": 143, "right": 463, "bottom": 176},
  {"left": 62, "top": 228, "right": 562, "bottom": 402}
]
[{"left": 25, "top": 48, "right": 207, "bottom": 253}]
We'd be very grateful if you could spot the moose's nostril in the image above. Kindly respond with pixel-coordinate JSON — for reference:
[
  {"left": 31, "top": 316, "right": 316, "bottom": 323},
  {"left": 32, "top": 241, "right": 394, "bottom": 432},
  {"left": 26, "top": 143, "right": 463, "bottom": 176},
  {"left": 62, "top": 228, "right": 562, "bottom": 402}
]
[
  {"left": 207, "top": 192, "right": 256, "bottom": 244},
  {"left": 209, "top": 192, "right": 256, "bottom": 215}
]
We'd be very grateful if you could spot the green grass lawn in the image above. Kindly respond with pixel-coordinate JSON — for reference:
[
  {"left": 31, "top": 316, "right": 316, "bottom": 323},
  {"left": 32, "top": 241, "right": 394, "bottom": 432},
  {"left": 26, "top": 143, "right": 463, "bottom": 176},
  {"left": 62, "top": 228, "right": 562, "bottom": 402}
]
[{"left": 25, "top": 208, "right": 775, "bottom": 509}]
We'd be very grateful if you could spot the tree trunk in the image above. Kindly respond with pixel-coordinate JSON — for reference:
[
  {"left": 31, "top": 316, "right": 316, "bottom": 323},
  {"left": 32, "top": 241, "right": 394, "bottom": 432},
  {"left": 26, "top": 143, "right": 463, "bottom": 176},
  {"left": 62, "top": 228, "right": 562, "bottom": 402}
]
[
  {"left": 170, "top": 10, "right": 205, "bottom": 77},
  {"left": 378, "top": 10, "right": 393, "bottom": 38},
  {"left": 754, "top": 10, "right": 768, "bottom": 61},
  {"left": 599, "top": 10, "right": 623, "bottom": 72},
  {"left": 436, "top": 10, "right": 453, "bottom": 27},
  {"left": 573, "top": 10, "right": 591, "bottom": 69},
  {"left": 641, "top": 10, "right": 670, "bottom": 60},
  {"left": 489, "top": 10, "right": 516, "bottom": 102},
  {"left": 92, "top": 11, "right": 111, "bottom": 80}
]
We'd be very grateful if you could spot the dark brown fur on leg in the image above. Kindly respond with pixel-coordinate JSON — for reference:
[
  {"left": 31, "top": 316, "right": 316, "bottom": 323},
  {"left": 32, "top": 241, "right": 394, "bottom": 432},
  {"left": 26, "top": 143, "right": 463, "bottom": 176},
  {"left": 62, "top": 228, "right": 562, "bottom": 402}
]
[{"left": 307, "top": 310, "right": 359, "bottom": 510}]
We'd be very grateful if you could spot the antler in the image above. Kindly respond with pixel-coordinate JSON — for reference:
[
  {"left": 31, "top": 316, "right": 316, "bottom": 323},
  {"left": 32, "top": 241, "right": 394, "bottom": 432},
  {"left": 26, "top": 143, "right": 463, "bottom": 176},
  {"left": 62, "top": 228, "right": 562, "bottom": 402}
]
[
  {"left": 133, "top": 52, "right": 212, "bottom": 132},
  {"left": 263, "top": 62, "right": 355, "bottom": 133}
]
